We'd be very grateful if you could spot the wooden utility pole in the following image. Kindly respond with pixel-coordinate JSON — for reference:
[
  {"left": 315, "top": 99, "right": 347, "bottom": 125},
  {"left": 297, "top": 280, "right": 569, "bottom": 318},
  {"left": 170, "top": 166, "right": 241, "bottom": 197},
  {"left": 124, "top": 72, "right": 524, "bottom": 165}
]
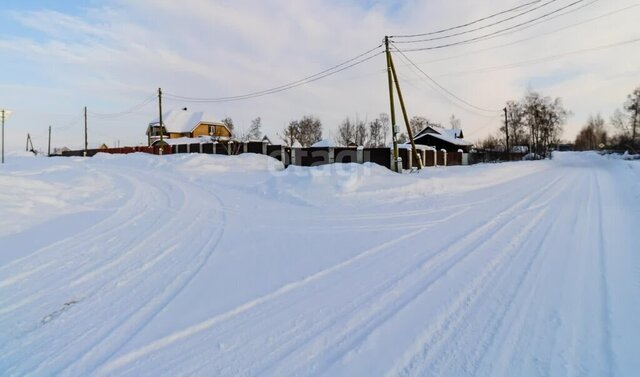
[
  {"left": 84, "top": 106, "right": 88, "bottom": 157},
  {"left": 1, "top": 110, "right": 5, "bottom": 164},
  {"left": 48, "top": 125, "right": 52, "bottom": 156},
  {"left": 389, "top": 53, "right": 422, "bottom": 169},
  {"left": 385, "top": 37, "right": 400, "bottom": 172},
  {"left": 503, "top": 107, "right": 509, "bottom": 161},
  {"left": 158, "top": 87, "right": 164, "bottom": 154}
]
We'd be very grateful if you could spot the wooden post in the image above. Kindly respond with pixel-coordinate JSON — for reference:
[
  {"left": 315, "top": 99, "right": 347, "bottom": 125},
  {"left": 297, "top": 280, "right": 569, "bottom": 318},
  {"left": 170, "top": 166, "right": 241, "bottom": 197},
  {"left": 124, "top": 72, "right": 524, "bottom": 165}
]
[
  {"left": 385, "top": 36, "right": 399, "bottom": 172},
  {"left": 84, "top": 106, "right": 88, "bottom": 157},
  {"left": 389, "top": 53, "right": 422, "bottom": 169},
  {"left": 48, "top": 125, "right": 51, "bottom": 156},
  {"left": 158, "top": 88, "right": 164, "bottom": 155},
  {"left": 504, "top": 107, "right": 510, "bottom": 161},
  {"left": 1, "top": 110, "right": 4, "bottom": 164}
]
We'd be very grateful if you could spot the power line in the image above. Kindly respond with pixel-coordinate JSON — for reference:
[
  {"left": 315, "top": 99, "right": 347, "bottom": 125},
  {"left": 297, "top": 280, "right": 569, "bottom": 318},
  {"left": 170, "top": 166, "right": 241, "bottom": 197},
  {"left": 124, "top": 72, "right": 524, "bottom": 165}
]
[
  {"left": 391, "top": 0, "right": 542, "bottom": 38},
  {"left": 88, "top": 93, "right": 157, "bottom": 119},
  {"left": 391, "top": 47, "right": 501, "bottom": 114},
  {"left": 396, "top": 0, "right": 588, "bottom": 52},
  {"left": 393, "top": 0, "right": 561, "bottom": 43},
  {"left": 435, "top": 37, "right": 640, "bottom": 77},
  {"left": 164, "top": 44, "right": 384, "bottom": 103},
  {"left": 409, "top": 1, "right": 630, "bottom": 65}
]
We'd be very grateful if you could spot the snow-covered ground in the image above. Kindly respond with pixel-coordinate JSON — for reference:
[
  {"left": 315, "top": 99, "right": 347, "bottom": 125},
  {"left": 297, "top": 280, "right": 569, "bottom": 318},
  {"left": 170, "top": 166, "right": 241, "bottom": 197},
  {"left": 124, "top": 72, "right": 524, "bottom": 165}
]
[{"left": 1, "top": 152, "right": 639, "bottom": 376}]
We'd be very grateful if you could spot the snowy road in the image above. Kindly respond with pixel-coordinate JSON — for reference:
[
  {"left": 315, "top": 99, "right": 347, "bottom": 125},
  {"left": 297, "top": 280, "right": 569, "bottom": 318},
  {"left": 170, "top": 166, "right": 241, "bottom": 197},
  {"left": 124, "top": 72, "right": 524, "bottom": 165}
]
[{"left": 1, "top": 152, "right": 638, "bottom": 376}]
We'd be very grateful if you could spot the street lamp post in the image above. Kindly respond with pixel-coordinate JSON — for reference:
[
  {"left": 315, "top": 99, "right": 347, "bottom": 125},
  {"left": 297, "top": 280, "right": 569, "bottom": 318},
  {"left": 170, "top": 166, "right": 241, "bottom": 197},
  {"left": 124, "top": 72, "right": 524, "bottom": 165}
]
[{"left": 1, "top": 109, "right": 13, "bottom": 164}]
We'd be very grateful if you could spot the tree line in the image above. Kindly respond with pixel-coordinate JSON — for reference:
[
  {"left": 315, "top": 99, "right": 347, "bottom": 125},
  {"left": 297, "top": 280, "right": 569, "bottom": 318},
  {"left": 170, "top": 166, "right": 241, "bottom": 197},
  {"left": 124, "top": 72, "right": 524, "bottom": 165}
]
[
  {"left": 574, "top": 86, "right": 640, "bottom": 152},
  {"left": 220, "top": 111, "right": 465, "bottom": 148}
]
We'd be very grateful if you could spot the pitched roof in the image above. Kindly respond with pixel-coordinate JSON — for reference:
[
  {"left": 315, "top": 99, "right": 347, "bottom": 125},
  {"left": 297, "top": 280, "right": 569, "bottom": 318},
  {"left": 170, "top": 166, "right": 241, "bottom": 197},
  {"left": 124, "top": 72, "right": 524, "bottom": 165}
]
[
  {"left": 148, "top": 109, "right": 225, "bottom": 134},
  {"left": 414, "top": 125, "right": 472, "bottom": 146}
]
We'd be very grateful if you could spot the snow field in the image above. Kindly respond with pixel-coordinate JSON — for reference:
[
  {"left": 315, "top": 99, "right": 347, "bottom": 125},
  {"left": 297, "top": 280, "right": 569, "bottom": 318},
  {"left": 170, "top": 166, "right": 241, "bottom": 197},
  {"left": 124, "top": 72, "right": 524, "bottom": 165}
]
[{"left": 0, "top": 151, "right": 638, "bottom": 376}]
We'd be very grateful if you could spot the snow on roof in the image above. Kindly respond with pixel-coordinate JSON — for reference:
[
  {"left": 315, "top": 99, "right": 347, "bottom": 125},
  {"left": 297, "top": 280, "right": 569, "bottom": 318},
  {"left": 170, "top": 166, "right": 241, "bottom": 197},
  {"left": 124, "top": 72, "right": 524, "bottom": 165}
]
[
  {"left": 414, "top": 126, "right": 472, "bottom": 146},
  {"left": 149, "top": 109, "right": 224, "bottom": 134},
  {"left": 312, "top": 139, "right": 336, "bottom": 148},
  {"left": 397, "top": 143, "right": 436, "bottom": 151},
  {"left": 153, "top": 136, "right": 219, "bottom": 146}
]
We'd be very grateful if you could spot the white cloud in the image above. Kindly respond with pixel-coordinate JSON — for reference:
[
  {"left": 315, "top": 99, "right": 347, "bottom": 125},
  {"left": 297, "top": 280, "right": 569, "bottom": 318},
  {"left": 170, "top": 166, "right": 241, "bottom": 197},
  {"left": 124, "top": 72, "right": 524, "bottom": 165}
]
[{"left": 0, "top": 0, "right": 638, "bottom": 150}]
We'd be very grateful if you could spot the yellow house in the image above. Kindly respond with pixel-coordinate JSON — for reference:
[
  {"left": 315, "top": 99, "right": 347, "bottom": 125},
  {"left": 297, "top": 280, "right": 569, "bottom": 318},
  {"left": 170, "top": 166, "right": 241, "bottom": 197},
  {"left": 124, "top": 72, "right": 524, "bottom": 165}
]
[{"left": 147, "top": 108, "right": 232, "bottom": 145}]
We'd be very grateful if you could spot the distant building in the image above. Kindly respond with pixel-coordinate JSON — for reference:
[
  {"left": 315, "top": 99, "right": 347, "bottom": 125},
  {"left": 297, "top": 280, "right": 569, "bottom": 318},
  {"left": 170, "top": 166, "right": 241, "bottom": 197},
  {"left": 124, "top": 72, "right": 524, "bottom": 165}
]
[
  {"left": 412, "top": 125, "right": 473, "bottom": 152},
  {"left": 147, "top": 108, "right": 232, "bottom": 145}
]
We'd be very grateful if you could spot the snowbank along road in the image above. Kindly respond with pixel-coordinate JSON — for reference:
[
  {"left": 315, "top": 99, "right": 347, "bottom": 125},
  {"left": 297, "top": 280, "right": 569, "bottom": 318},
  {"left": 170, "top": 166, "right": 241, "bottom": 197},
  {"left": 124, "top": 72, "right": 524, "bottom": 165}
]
[{"left": 0, "top": 151, "right": 638, "bottom": 376}]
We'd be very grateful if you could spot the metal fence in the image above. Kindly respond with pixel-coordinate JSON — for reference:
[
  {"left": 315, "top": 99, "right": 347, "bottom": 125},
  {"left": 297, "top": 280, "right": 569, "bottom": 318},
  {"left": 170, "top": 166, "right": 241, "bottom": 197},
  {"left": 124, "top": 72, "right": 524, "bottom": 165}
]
[{"left": 58, "top": 141, "right": 471, "bottom": 171}]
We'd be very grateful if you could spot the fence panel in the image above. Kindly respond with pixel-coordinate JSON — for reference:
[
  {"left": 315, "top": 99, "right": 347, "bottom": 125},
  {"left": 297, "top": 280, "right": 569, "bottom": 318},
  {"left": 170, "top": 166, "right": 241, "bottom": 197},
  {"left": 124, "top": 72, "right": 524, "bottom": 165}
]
[
  {"left": 424, "top": 149, "right": 436, "bottom": 166},
  {"left": 437, "top": 151, "right": 446, "bottom": 166},
  {"left": 298, "top": 147, "right": 330, "bottom": 166},
  {"left": 266, "top": 145, "right": 285, "bottom": 164},
  {"left": 364, "top": 148, "right": 391, "bottom": 169},
  {"left": 246, "top": 142, "right": 263, "bottom": 154},
  {"left": 334, "top": 148, "right": 357, "bottom": 164},
  {"left": 448, "top": 151, "right": 462, "bottom": 166},
  {"left": 202, "top": 143, "right": 213, "bottom": 154}
]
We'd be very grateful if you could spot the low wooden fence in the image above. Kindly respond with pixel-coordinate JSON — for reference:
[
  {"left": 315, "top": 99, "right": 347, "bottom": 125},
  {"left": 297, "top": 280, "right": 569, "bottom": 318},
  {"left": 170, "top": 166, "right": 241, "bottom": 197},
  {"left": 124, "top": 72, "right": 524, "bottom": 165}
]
[{"left": 58, "top": 141, "right": 467, "bottom": 171}]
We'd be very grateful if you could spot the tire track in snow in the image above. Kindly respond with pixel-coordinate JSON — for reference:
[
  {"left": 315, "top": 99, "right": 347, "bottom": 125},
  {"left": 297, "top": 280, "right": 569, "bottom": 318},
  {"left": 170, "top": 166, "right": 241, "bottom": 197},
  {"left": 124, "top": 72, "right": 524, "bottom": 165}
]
[
  {"left": 593, "top": 169, "right": 615, "bottom": 375},
  {"left": 56, "top": 168, "right": 226, "bottom": 376},
  {"left": 181, "top": 170, "right": 568, "bottom": 376},
  {"left": 0, "top": 163, "right": 226, "bottom": 376},
  {"left": 295, "top": 172, "right": 572, "bottom": 377},
  {"left": 392, "top": 172, "right": 577, "bottom": 377},
  {"left": 97, "top": 171, "right": 566, "bottom": 376}
]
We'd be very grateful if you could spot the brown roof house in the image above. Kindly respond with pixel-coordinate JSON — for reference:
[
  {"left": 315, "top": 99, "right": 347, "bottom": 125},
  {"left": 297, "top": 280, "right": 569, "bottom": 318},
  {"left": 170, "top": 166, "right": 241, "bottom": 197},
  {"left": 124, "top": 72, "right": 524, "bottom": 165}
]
[{"left": 147, "top": 108, "right": 232, "bottom": 146}]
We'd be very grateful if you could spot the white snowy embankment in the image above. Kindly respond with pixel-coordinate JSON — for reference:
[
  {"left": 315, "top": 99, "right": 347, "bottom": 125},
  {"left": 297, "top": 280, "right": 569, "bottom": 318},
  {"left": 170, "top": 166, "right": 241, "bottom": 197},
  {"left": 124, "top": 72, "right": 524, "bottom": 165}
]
[{"left": 0, "top": 151, "right": 639, "bottom": 376}]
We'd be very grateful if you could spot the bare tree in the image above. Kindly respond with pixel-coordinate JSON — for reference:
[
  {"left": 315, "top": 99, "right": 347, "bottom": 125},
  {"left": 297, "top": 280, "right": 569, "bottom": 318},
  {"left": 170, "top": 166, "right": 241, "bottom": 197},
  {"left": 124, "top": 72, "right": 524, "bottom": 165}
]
[
  {"left": 295, "top": 115, "right": 323, "bottom": 147},
  {"left": 519, "top": 90, "right": 569, "bottom": 157},
  {"left": 247, "top": 117, "right": 262, "bottom": 141},
  {"left": 501, "top": 100, "right": 527, "bottom": 150},
  {"left": 336, "top": 118, "right": 355, "bottom": 146},
  {"left": 368, "top": 118, "right": 384, "bottom": 147},
  {"left": 354, "top": 118, "right": 368, "bottom": 146},
  {"left": 624, "top": 86, "right": 640, "bottom": 142},
  {"left": 408, "top": 116, "right": 428, "bottom": 137},
  {"left": 221, "top": 117, "right": 234, "bottom": 132},
  {"left": 378, "top": 113, "right": 390, "bottom": 146},
  {"left": 279, "top": 121, "right": 298, "bottom": 146},
  {"left": 478, "top": 134, "right": 503, "bottom": 150},
  {"left": 575, "top": 114, "right": 607, "bottom": 150}
]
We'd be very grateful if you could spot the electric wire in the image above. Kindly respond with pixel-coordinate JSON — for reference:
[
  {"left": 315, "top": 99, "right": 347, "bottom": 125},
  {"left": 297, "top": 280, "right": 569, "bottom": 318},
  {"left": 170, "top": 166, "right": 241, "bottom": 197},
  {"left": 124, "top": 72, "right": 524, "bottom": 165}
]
[
  {"left": 396, "top": 0, "right": 587, "bottom": 52},
  {"left": 434, "top": 37, "right": 640, "bottom": 77},
  {"left": 393, "top": 0, "right": 561, "bottom": 44},
  {"left": 164, "top": 44, "right": 384, "bottom": 103},
  {"left": 88, "top": 93, "right": 157, "bottom": 119},
  {"left": 391, "top": 0, "right": 542, "bottom": 38},
  {"left": 391, "top": 46, "right": 501, "bottom": 115},
  {"left": 409, "top": 1, "right": 631, "bottom": 65}
]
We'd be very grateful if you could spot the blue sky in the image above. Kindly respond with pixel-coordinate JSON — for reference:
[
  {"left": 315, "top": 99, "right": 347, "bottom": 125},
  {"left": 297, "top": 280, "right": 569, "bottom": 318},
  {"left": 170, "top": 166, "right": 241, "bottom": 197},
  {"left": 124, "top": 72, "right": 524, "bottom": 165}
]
[{"left": 1, "top": 0, "right": 638, "bottom": 151}]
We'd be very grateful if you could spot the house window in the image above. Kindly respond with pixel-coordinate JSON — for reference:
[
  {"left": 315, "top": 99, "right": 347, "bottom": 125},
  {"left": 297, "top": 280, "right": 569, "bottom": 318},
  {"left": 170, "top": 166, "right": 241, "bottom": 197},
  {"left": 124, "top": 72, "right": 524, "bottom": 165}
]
[
  {"left": 152, "top": 126, "right": 165, "bottom": 136},
  {"left": 209, "top": 125, "right": 216, "bottom": 135}
]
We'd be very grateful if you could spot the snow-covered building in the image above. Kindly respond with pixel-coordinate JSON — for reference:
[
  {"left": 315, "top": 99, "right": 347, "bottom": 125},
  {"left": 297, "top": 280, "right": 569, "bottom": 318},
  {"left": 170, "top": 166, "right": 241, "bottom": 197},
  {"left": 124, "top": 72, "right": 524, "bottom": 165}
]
[
  {"left": 413, "top": 125, "right": 473, "bottom": 152},
  {"left": 146, "top": 108, "right": 232, "bottom": 145}
]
